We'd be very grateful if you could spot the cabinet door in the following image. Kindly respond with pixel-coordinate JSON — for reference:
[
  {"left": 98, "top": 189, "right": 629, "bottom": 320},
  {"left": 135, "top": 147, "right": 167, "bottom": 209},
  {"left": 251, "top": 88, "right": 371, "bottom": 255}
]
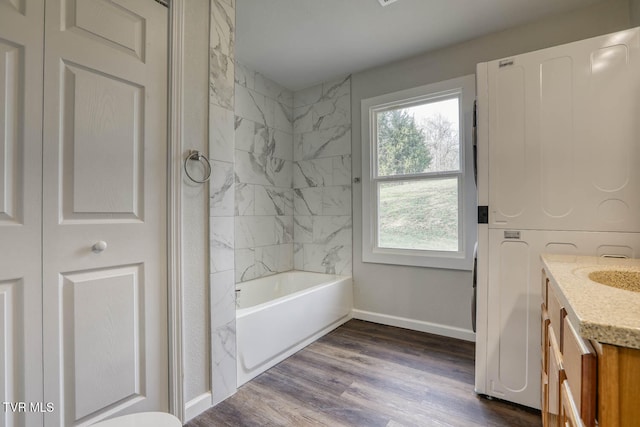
[
  {"left": 542, "top": 304, "right": 550, "bottom": 373},
  {"left": 561, "top": 381, "right": 585, "bottom": 427},
  {"left": 541, "top": 304, "right": 550, "bottom": 427},
  {"left": 547, "top": 281, "right": 565, "bottom": 350},
  {"left": 547, "top": 325, "right": 564, "bottom": 427},
  {"left": 562, "top": 318, "right": 596, "bottom": 426},
  {"left": 595, "top": 342, "right": 640, "bottom": 426},
  {"left": 542, "top": 271, "right": 549, "bottom": 310},
  {"left": 0, "top": 2, "right": 44, "bottom": 426},
  {"left": 542, "top": 271, "right": 550, "bottom": 372}
]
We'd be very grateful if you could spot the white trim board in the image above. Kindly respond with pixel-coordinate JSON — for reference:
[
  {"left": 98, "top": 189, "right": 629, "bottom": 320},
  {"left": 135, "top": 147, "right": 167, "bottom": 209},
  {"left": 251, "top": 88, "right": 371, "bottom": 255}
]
[
  {"left": 184, "top": 392, "right": 213, "bottom": 423},
  {"left": 168, "top": 0, "right": 185, "bottom": 422},
  {"left": 352, "top": 309, "right": 476, "bottom": 342}
]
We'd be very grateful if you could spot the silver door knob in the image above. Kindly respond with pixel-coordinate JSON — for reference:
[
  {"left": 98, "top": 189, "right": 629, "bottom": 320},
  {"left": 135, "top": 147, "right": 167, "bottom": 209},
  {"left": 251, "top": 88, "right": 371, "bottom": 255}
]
[{"left": 92, "top": 241, "right": 108, "bottom": 253}]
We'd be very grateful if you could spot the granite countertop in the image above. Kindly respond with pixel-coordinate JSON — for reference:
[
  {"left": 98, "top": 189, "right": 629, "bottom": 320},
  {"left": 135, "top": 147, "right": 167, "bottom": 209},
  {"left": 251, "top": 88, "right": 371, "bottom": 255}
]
[{"left": 541, "top": 253, "right": 640, "bottom": 349}]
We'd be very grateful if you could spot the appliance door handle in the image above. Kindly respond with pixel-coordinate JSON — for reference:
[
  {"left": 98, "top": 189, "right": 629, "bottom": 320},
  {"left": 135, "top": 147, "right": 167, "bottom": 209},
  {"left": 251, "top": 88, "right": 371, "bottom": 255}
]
[
  {"left": 472, "top": 100, "right": 478, "bottom": 187},
  {"left": 472, "top": 242, "right": 478, "bottom": 333}
]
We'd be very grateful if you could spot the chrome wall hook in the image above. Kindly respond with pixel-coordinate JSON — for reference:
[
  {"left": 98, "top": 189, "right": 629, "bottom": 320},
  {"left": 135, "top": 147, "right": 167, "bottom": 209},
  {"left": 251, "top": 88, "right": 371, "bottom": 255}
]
[{"left": 184, "top": 150, "right": 211, "bottom": 183}]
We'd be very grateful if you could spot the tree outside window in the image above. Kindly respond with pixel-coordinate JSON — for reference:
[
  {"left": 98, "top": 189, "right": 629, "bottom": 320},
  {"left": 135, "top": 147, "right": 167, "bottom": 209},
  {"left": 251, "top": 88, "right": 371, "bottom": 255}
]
[
  {"left": 361, "top": 75, "right": 475, "bottom": 270},
  {"left": 374, "top": 97, "right": 461, "bottom": 252}
]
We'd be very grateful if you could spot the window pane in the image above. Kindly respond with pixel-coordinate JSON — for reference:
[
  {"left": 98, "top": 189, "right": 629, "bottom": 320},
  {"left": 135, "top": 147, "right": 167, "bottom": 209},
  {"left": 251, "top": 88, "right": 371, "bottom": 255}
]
[
  {"left": 376, "top": 97, "right": 460, "bottom": 176},
  {"left": 378, "top": 178, "right": 459, "bottom": 251}
]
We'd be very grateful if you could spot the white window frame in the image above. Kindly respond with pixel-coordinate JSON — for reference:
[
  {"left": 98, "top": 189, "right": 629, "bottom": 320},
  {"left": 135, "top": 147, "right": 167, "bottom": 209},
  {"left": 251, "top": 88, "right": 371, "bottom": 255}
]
[{"left": 361, "top": 75, "right": 476, "bottom": 270}]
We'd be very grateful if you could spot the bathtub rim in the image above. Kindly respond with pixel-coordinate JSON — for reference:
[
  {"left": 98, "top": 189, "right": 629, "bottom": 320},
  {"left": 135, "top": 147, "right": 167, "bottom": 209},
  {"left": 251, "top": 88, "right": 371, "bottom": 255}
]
[{"left": 236, "top": 271, "right": 352, "bottom": 316}]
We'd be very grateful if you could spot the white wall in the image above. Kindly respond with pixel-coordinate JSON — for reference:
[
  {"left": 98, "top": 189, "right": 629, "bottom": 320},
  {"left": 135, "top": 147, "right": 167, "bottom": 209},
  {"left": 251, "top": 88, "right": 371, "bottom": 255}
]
[
  {"left": 351, "top": 0, "right": 633, "bottom": 338},
  {"left": 182, "top": 0, "right": 211, "bottom": 406},
  {"left": 631, "top": 0, "right": 640, "bottom": 25},
  {"left": 182, "top": 0, "right": 238, "bottom": 419}
]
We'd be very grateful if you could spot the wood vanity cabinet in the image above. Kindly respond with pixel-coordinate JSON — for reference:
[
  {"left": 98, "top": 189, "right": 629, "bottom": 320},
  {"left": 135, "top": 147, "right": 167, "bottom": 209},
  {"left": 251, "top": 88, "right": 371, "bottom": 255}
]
[
  {"left": 545, "top": 326, "right": 564, "bottom": 427},
  {"left": 561, "top": 317, "right": 596, "bottom": 426},
  {"left": 541, "top": 271, "right": 596, "bottom": 427},
  {"left": 541, "top": 256, "right": 640, "bottom": 427},
  {"left": 561, "top": 381, "right": 583, "bottom": 427},
  {"left": 592, "top": 342, "right": 640, "bottom": 427},
  {"left": 542, "top": 267, "right": 640, "bottom": 427}
]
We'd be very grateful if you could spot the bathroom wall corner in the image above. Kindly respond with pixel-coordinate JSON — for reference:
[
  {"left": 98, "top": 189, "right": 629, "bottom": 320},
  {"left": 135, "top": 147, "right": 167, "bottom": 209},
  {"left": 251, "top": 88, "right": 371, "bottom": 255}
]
[
  {"left": 208, "top": 0, "right": 237, "bottom": 408},
  {"left": 293, "top": 75, "right": 353, "bottom": 276}
]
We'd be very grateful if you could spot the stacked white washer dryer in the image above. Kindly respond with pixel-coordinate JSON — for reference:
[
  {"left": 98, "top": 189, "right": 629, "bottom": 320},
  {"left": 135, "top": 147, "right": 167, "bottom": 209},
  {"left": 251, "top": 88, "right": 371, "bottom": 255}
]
[{"left": 474, "top": 27, "right": 640, "bottom": 409}]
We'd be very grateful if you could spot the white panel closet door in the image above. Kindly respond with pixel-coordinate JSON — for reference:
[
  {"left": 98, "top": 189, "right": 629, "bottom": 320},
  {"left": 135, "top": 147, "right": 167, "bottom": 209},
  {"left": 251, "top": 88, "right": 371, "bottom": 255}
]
[
  {"left": 42, "top": 1, "right": 168, "bottom": 426},
  {"left": 0, "top": 1, "right": 44, "bottom": 426}
]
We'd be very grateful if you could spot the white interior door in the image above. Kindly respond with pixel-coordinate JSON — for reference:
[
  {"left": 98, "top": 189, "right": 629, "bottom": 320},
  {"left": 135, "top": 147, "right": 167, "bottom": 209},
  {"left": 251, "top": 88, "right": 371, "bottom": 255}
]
[
  {"left": 41, "top": 1, "right": 168, "bottom": 425},
  {"left": 0, "top": 1, "right": 44, "bottom": 426}
]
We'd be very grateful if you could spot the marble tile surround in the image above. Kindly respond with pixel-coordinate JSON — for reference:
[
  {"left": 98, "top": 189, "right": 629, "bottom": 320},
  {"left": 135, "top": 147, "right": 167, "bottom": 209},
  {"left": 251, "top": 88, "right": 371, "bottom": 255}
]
[
  {"left": 234, "top": 66, "right": 353, "bottom": 281},
  {"left": 293, "top": 76, "right": 353, "bottom": 276},
  {"left": 207, "top": 0, "right": 353, "bottom": 411},
  {"left": 209, "top": 0, "right": 237, "bottom": 407},
  {"left": 207, "top": 0, "right": 355, "bottom": 409},
  {"left": 235, "top": 64, "right": 352, "bottom": 283},
  {"left": 211, "top": 48, "right": 352, "bottom": 413},
  {"left": 234, "top": 63, "right": 295, "bottom": 283}
]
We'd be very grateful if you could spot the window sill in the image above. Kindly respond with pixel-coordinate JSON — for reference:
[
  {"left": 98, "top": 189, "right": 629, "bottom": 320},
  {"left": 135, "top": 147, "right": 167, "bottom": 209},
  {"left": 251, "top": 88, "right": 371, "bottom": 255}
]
[{"left": 362, "top": 248, "right": 473, "bottom": 271}]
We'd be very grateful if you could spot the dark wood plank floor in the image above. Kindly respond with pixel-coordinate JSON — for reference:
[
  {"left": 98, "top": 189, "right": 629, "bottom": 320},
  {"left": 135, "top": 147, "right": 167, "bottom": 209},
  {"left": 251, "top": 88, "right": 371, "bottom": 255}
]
[{"left": 186, "top": 320, "right": 541, "bottom": 427}]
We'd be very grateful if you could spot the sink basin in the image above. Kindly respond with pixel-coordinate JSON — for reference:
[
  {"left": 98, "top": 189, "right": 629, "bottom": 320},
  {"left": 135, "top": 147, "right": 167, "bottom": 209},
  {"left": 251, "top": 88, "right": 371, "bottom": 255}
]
[{"left": 588, "top": 270, "right": 640, "bottom": 292}]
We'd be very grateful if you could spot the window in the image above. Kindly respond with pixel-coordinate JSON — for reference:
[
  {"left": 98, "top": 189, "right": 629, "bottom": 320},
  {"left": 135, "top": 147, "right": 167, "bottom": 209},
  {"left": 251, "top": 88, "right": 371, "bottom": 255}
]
[{"left": 361, "top": 75, "right": 476, "bottom": 270}]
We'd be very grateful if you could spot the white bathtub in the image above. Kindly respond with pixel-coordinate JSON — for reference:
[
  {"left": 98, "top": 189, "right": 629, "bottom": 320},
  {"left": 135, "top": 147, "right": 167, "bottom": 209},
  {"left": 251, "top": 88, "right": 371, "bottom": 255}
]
[{"left": 236, "top": 271, "right": 353, "bottom": 386}]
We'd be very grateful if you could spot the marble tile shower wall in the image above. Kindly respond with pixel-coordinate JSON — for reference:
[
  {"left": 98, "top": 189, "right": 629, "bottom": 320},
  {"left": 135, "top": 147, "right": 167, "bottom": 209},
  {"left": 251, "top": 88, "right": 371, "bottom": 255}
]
[
  {"left": 209, "top": 0, "right": 237, "bottom": 406},
  {"left": 293, "top": 76, "right": 352, "bottom": 275},
  {"left": 234, "top": 63, "right": 295, "bottom": 282}
]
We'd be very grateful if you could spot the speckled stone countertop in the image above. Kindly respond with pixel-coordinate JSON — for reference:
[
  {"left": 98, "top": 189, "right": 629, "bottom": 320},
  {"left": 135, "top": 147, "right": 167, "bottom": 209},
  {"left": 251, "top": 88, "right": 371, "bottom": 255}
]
[{"left": 541, "top": 254, "right": 640, "bottom": 349}]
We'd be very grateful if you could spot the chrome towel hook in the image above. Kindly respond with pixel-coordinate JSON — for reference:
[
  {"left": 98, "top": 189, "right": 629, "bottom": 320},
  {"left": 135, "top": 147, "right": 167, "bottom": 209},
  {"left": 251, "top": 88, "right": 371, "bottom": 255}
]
[{"left": 184, "top": 150, "right": 211, "bottom": 183}]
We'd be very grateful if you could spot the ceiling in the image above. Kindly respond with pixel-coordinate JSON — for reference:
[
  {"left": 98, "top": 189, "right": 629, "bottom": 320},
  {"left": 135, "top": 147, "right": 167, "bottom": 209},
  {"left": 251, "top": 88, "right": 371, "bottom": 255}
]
[{"left": 236, "top": 0, "right": 605, "bottom": 91}]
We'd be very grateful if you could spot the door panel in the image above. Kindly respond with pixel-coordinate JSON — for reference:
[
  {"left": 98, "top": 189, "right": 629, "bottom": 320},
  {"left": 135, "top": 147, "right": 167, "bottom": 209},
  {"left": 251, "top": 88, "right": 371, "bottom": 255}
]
[
  {"left": 486, "top": 232, "right": 536, "bottom": 407},
  {"left": 495, "top": 239, "right": 530, "bottom": 392},
  {"left": 540, "top": 56, "right": 573, "bottom": 219},
  {"left": 486, "top": 28, "right": 640, "bottom": 232},
  {"left": 64, "top": 0, "right": 146, "bottom": 60},
  {"left": 2, "top": 0, "right": 25, "bottom": 14},
  {"left": 589, "top": 44, "right": 632, "bottom": 194},
  {"left": 0, "top": 279, "right": 24, "bottom": 427},
  {"left": 485, "top": 229, "right": 640, "bottom": 409},
  {"left": 0, "top": 40, "right": 21, "bottom": 224},
  {"left": 62, "top": 265, "right": 145, "bottom": 420},
  {"left": 0, "top": 1, "right": 44, "bottom": 426},
  {"left": 493, "top": 65, "right": 526, "bottom": 221},
  {"left": 42, "top": 0, "right": 168, "bottom": 425},
  {"left": 61, "top": 62, "right": 143, "bottom": 220}
]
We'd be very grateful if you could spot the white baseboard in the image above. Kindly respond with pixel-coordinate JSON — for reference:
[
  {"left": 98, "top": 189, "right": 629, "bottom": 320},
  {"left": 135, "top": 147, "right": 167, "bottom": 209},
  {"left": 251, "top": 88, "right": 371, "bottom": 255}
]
[
  {"left": 351, "top": 309, "right": 476, "bottom": 342},
  {"left": 184, "top": 392, "right": 212, "bottom": 422}
]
